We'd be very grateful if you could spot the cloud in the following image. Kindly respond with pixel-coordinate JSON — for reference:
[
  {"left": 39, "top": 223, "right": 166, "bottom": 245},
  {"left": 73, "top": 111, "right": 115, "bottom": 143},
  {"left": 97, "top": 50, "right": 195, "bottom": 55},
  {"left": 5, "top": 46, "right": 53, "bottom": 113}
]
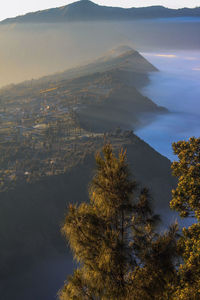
[
  {"left": 185, "top": 57, "right": 198, "bottom": 61},
  {"left": 154, "top": 54, "right": 177, "bottom": 58},
  {"left": 142, "top": 53, "right": 177, "bottom": 59},
  {"left": 192, "top": 67, "right": 200, "bottom": 71}
]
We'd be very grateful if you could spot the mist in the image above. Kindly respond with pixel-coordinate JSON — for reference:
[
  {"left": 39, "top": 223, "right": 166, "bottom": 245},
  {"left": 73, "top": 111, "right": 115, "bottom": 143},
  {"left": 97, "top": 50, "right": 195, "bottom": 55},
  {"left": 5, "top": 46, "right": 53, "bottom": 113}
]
[
  {"left": 0, "top": 18, "right": 199, "bottom": 88},
  {"left": 0, "top": 22, "right": 122, "bottom": 88},
  {"left": 136, "top": 50, "right": 200, "bottom": 160}
]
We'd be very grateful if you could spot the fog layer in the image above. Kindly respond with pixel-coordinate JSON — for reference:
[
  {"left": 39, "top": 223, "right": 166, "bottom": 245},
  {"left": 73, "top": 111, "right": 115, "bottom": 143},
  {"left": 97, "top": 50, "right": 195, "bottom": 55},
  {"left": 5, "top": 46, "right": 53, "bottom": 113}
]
[{"left": 136, "top": 51, "right": 200, "bottom": 160}]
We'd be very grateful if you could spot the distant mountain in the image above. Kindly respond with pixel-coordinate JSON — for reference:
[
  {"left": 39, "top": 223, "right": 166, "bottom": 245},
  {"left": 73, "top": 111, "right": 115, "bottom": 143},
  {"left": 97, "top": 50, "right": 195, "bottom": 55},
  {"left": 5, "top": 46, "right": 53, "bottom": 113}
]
[{"left": 1, "top": 0, "right": 200, "bottom": 24}]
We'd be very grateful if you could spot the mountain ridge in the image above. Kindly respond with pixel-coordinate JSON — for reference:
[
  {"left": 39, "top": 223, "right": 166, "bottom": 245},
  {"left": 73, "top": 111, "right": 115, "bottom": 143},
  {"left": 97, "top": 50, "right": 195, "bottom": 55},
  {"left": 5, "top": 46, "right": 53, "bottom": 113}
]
[
  {"left": 0, "top": 43, "right": 175, "bottom": 299},
  {"left": 1, "top": 0, "right": 200, "bottom": 24},
  {"left": 0, "top": 46, "right": 157, "bottom": 91},
  {"left": 0, "top": 46, "right": 163, "bottom": 133}
]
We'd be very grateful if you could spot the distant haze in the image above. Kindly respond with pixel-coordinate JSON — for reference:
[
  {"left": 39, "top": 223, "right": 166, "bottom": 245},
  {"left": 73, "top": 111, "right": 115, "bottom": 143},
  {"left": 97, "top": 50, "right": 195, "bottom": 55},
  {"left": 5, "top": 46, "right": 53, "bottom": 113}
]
[{"left": 0, "top": 18, "right": 199, "bottom": 88}]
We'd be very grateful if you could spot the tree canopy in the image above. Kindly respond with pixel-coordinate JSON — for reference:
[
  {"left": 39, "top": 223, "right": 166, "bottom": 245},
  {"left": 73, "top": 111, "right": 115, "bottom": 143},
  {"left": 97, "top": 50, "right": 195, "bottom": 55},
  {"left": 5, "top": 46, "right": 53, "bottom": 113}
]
[
  {"left": 170, "top": 137, "right": 200, "bottom": 220},
  {"left": 58, "top": 144, "right": 179, "bottom": 299},
  {"left": 170, "top": 137, "right": 200, "bottom": 299}
]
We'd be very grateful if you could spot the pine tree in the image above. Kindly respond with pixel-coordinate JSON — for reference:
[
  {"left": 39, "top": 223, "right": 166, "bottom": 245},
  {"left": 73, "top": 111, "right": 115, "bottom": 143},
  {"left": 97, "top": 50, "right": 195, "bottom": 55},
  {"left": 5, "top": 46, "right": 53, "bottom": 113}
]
[
  {"left": 129, "top": 189, "right": 178, "bottom": 300},
  {"left": 170, "top": 138, "right": 200, "bottom": 299},
  {"left": 59, "top": 144, "right": 178, "bottom": 300},
  {"left": 170, "top": 137, "right": 200, "bottom": 219}
]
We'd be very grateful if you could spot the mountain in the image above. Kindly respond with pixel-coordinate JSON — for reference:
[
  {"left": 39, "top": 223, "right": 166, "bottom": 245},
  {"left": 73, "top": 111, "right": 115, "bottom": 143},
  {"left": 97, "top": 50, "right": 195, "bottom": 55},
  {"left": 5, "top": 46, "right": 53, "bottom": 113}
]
[
  {"left": 1, "top": 0, "right": 200, "bottom": 24},
  {"left": 0, "top": 45, "right": 175, "bottom": 299},
  {"left": 0, "top": 46, "right": 164, "bottom": 133},
  {"left": 35, "top": 46, "right": 158, "bottom": 84}
]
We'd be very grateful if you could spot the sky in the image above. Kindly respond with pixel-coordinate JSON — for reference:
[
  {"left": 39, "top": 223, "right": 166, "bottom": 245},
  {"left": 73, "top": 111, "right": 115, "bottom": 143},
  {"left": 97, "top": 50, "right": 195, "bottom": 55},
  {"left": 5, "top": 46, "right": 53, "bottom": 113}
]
[{"left": 0, "top": 0, "right": 200, "bottom": 21}]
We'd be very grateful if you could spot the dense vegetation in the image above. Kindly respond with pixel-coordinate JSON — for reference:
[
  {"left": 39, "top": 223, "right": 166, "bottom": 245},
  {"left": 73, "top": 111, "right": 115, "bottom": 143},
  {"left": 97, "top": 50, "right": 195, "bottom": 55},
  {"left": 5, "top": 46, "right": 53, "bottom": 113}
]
[
  {"left": 170, "top": 138, "right": 200, "bottom": 299},
  {"left": 59, "top": 138, "right": 200, "bottom": 299}
]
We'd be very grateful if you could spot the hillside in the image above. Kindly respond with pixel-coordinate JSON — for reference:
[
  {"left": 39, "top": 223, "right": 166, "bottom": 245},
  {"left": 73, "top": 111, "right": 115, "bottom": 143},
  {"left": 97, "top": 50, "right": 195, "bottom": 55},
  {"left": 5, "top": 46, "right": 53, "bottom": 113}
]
[
  {"left": 0, "top": 131, "right": 176, "bottom": 300},
  {"left": 1, "top": 0, "right": 200, "bottom": 24},
  {"left": 0, "top": 46, "right": 173, "bottom": 299},
  {"left": 23, "top": 46, "right": 158, "bottom": 86},
  {"left": 0, "top": 46, "right": 166, "bottom": 192}
]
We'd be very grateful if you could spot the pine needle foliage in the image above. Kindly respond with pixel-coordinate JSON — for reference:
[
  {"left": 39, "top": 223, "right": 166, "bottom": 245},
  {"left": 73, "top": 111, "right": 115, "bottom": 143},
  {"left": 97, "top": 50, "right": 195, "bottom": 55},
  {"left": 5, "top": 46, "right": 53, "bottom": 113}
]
[
  {"left": 58, "top": 144, "right": 178, "bottom": 300},
  {"left": 170, "top": 138, "right": 200, "bottom": 299},
  {"left": 170, "top": 137, "right": 200, "bottom": 220}
]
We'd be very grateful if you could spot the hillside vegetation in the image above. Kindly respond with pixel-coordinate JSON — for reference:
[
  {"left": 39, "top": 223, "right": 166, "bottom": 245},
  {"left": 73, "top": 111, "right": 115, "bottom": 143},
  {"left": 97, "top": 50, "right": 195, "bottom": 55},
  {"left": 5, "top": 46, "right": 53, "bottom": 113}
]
[
  {"left": 0, "top": 47, "right": 165, "bottom": 192},
  {"left": 0, "top": 47, "right": 173, "bottom": 300}
]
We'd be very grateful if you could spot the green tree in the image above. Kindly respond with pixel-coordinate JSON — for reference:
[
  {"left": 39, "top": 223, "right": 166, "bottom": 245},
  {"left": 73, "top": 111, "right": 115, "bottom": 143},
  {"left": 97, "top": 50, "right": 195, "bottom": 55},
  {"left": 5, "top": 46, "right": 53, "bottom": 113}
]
[
  {"left": 170, "top": 137, "right": 200, "bottom": 219},
  {"left": 170, "top": 137, "right": 200, "bottom": 299},
  {"left": 129, "top": 189, "right": 178, "bottom": 300},
  {"left": 59, "top": 144, "right": 178, "bottom": 300}
]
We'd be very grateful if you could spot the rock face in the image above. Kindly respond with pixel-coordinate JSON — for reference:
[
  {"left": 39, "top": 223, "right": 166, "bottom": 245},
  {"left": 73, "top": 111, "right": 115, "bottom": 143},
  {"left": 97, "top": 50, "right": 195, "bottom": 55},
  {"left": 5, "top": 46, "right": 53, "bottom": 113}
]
[{"left": 1, "top": 0, "right": 200, "bottom": 24}]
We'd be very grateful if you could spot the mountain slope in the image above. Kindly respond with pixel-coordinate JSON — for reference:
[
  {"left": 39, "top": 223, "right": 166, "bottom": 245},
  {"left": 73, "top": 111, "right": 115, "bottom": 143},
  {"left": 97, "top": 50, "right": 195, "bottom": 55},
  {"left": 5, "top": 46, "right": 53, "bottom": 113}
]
[
  {"left": 0, "top": 45, "right": 174, "bottom": 300},
  {"left": 0, "top": 46, "right": 156, "bottom": 92},
  {"left": 0, "top": 131, "right": 176, "bottom": 300},
  {"left": 35, "top": 46, "right": 158, "bottom": 85},
  {"left": 1, "top": 0, "right": 200, "bottom": 24},
  {"left": 0, "top": 46, "right": 164, "bottom": 135}
]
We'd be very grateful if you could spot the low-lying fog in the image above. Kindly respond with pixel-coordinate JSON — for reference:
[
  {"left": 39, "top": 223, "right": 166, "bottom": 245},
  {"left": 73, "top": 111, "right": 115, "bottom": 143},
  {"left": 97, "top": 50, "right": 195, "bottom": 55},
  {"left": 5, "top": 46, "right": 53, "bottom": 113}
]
[
  {"left": 136, "top": 51, "right": 200, "bottom": 161},
  {"left": 0, "top": 17, "right": 199, "bottom": 88}
]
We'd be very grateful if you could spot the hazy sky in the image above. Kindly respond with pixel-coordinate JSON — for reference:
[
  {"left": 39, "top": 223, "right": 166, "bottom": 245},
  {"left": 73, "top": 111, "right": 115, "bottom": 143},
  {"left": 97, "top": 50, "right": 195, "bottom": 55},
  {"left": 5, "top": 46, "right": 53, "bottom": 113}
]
[{"left": 0, "top": 0, "right": 200, "bottom": 21}]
